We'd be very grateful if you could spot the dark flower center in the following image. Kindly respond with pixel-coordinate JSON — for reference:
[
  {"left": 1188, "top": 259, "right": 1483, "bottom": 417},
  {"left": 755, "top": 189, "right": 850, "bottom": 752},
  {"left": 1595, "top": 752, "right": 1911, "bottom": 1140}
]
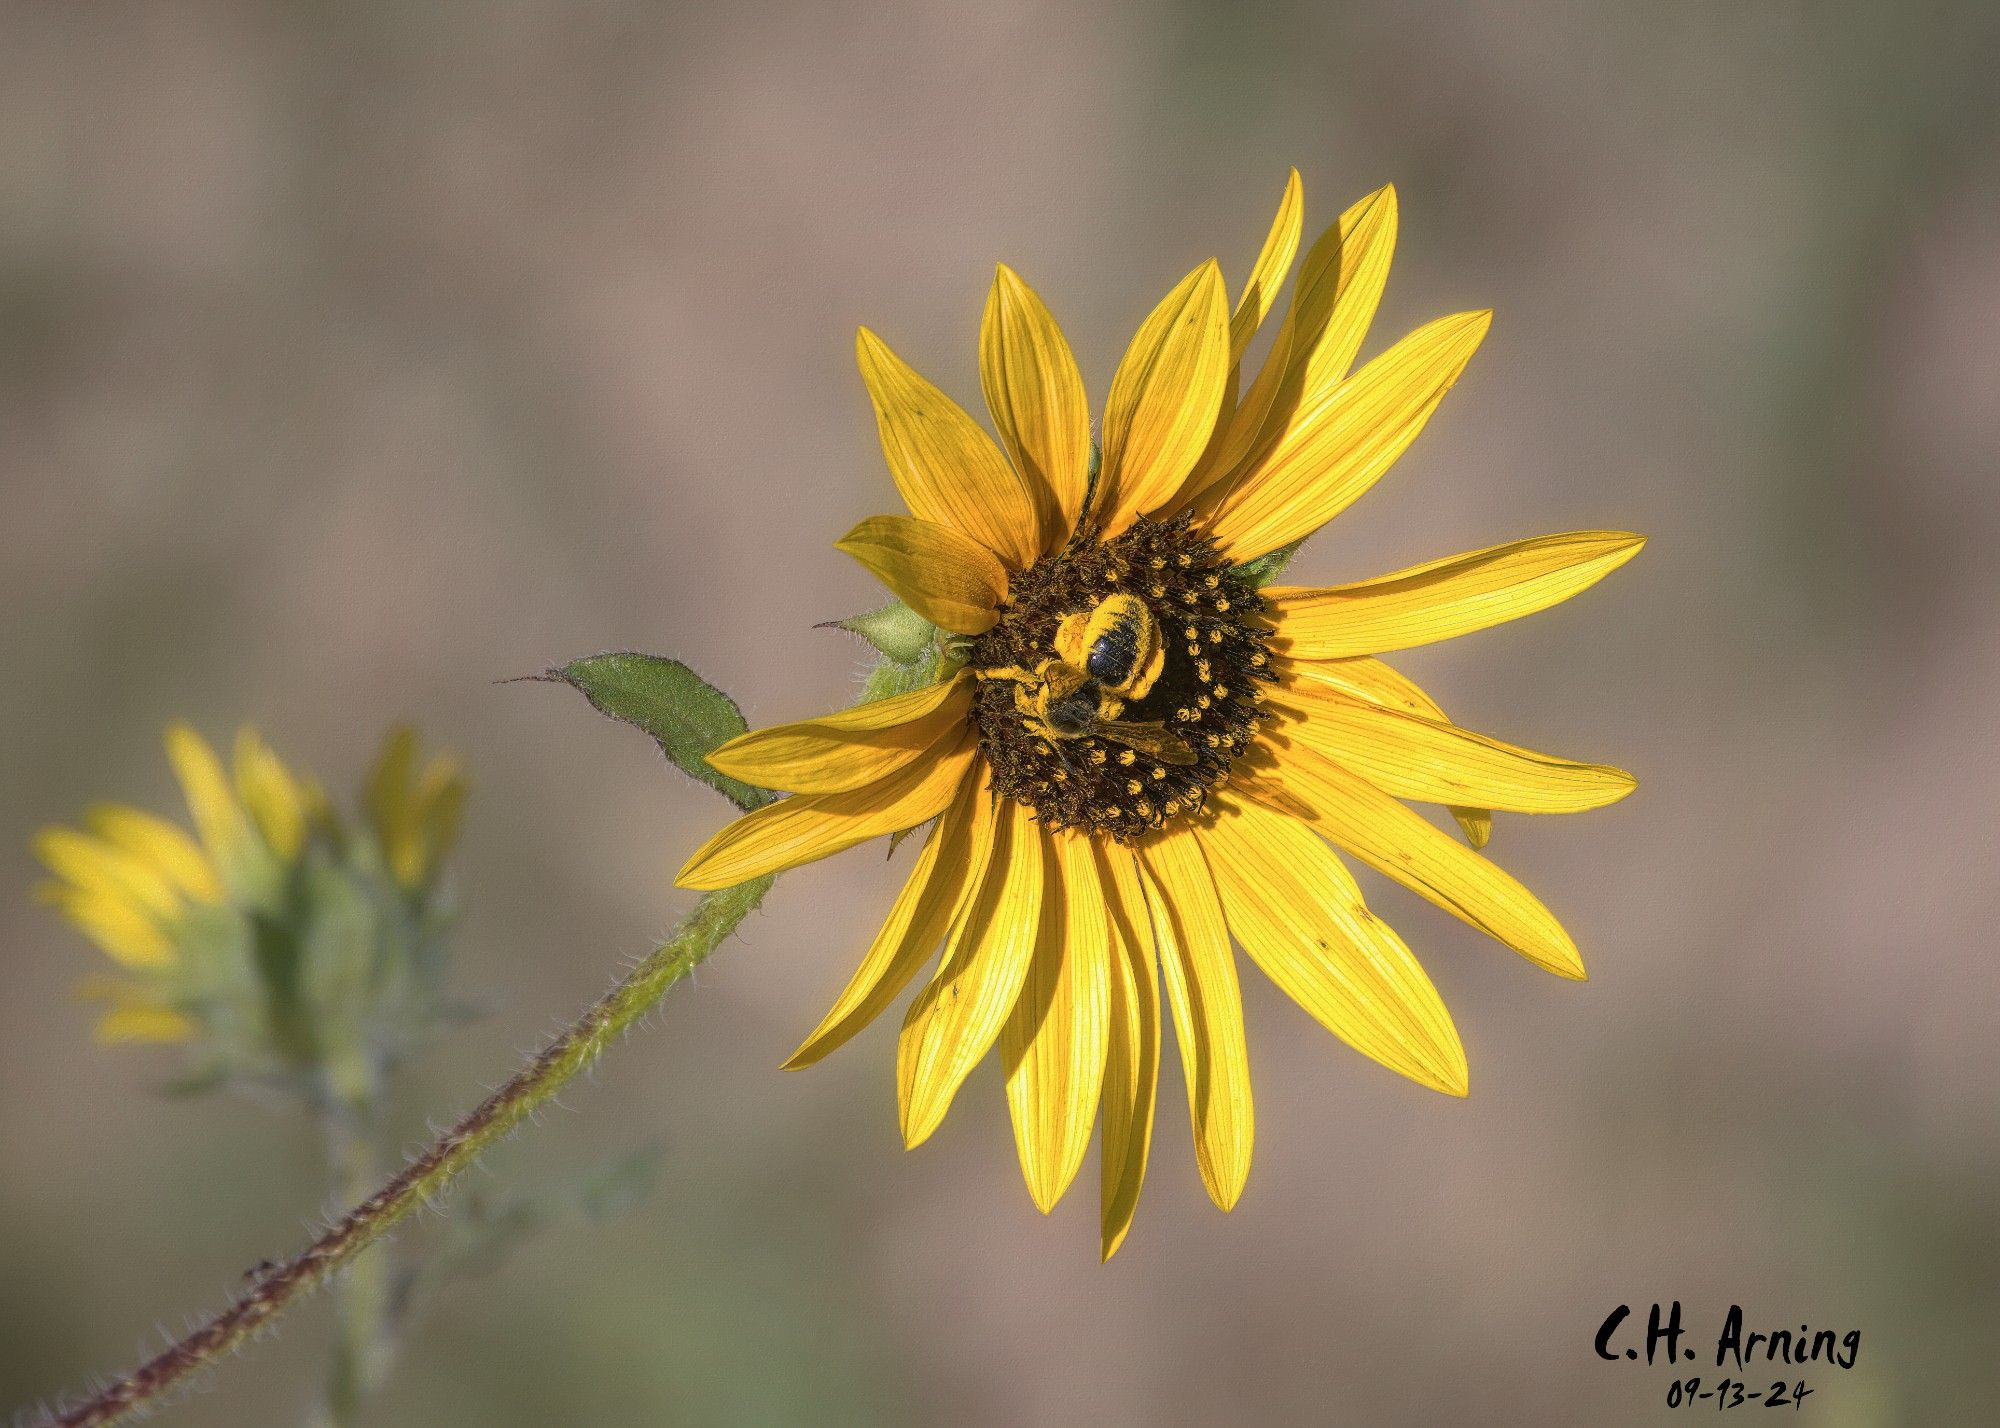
[{"left": 968, "top": 514, "right": 1275, "bottom": 840}]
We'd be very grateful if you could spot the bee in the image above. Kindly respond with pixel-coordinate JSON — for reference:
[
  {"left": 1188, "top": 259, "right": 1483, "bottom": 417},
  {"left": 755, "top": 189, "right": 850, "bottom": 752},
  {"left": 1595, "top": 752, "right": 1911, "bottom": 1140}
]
[
  {"left": 977, "top": 595, "right": 1194, "bottom": 766},
  {"left": 1054, "top": 593, "right": 1166, "bottom": 703}
]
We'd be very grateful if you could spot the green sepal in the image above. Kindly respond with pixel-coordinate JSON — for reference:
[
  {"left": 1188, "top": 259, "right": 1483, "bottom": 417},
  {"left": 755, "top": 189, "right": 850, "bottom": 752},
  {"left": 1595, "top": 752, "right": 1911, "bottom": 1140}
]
[
  {"left": 860, "top": 652, "right": 935, "bottom": 705},
  {"left": 1236, "top": 537, "right": 1307, "bottom": 588},
  {"left": 820, "top": 601, "right": 938, "bottom": 665},
  {"left": 296, "top": 860, "right": 373, "bottom": 1054},
  {"left": 537, "top": 653, "right": 771, "bottom": 810}
]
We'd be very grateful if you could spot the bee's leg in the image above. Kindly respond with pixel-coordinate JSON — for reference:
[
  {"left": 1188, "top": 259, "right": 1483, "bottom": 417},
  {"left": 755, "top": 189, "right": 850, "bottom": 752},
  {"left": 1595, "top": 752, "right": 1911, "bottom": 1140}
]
[
  {"left": 1043, "top": 728, "right": 1085, "bottom": 782},
  {"left": 973, "top": 665, "right": 1037, "bottom": 686}
]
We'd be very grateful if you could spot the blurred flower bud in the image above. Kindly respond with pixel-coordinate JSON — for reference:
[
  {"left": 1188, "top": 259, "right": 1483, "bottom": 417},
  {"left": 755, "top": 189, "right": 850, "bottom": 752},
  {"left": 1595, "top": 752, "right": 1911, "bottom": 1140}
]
[{"left": 34, "top": 723, "right": 470, "bottom": 1105}]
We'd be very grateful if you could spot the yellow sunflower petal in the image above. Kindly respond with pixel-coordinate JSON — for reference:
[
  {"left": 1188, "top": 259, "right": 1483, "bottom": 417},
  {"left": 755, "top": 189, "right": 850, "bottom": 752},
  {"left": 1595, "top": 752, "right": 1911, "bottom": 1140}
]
[
  {"left": 1281, "top": 654, "right": 1442, "bottom": 717},
  {"left": 1181, "top": 171, "right": 1308, "bottom": 501},
  {"left": 233, "top": 728, "right": 307, "bottom": 860},
  {"left": 1276, "top": 183, "right": 1399, "bottom": 421},
  {"left": 93, "top": 1003, "right": 197, "bottom": 1044},
  {"left": 981, "top": 265, "right": 1092, "bottom": 553},
  {"left": 1138, "top": 824, "right": 1253, "bottom": 1212},
  {"left": 856, "top": 327, "right": 1040, "bottom": 570},
  {"left": 1098, "top": 844, "right": 1160, "bottom": 1261},
  {"left": 1097, "top": 260, "right": 1232, "bottom": 533},
  {"left": 1451, "top": 807, "right": 1494, "bottom": 850},
  {"left": 366, "top": 725, "right": 417, "bottom": 852},
  {"left": 165, "top": 722, "right": 251, "bottom": 869},
  {"left": 836, "top": 515, "right": 1008, "bottom": 635},
  {"left": 1228, "top": 168, "right": 1305, "bottom": 366},
  {"left": 1279, "top": 657, "right": 1491, "bottom": 845},
  {"left": 396, "top": 755, "right": 467, "bottom": 886},
  {"left": 783, "top": 765, "right": 990, "bottom": 1069},
  {"left": 1265, "top": 683, "right": 1637, "bottom": 814},
  {"left": 1180, "top": 184, "right": 1397, "bottom": 514},
  {"left": 709, "top": 672, "right": 974, "bottom": 795},
  {"left": 1180, "top": 309, "right": 1297, "bottom": 508},
  {"left": 76, "top": 974, "right": 195, "bottom": 1042},
  {"left": 1199, "top": 797, "right": 1467, "bottom": 1095},
  {"left": 40, "top": 884, "right": 176, "bottom": 969},
  {"left": 84, "top": 805, "right": 221, "bottom": 903},
  {"left": 1240, "top": 743, "right": 1586, "bottom": 979},
  {"left": 1266, "top": 531, "right": 1647, "bottom": 658},
  {"left": 33, "top": 828, "right": 183, "bottom": 923},
  {"left": 1205, "top": 309, "right": 1492, "bottom": 562},
  {"left": 898, "top": 794, "right": 1046, "bottom": 1148},
  {"left": 1003, "top": 830, "right": 1111, "bottom": 1213},
  {"left": 675, "top": 727, "right": 976, "bottom": 890}
]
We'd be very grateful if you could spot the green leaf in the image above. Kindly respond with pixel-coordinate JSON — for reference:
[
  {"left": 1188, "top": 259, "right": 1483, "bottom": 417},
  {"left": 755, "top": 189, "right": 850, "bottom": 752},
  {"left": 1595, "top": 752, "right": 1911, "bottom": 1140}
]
[
  {"left": 575, "top": 1142, "right": 665, "bottom": 1221},
  {"left": 538, "top": 653, "right": 770, "bottom": 810},
  {"left": 414, "top": 1141, "right": 665, "bottom": 1291},
  {"left": 1236, "top": 537, "right": 1307, "bottom": 588},
  {"left": 820, "top": 601, "right": 938, "bottom": 664},
  {"left": 156, "top": 1059, "right": 231, "bottom": 1099}
]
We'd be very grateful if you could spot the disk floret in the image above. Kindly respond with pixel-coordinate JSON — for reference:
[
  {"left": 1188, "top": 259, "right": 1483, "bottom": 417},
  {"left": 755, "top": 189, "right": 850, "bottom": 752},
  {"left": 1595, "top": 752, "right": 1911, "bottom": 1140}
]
[{"left": 969, "top": 514, "right": 1275, "bottom": 839}]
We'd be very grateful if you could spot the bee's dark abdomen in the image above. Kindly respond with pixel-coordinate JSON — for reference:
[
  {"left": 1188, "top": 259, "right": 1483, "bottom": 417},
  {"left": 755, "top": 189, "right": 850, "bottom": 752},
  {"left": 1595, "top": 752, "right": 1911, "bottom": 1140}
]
[{"left": 1087, "top": 626, "right": 1139, "bottom": 684}]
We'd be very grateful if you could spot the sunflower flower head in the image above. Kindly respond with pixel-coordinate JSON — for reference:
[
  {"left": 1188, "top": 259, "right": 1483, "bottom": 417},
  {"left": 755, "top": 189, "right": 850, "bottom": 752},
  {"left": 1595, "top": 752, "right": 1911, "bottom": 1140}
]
[
  {"left": 35, "top": 723, "right": 468, "bottom": 1101},
  {"left": 661, "top": 171, "right": 1642, "bottom": 1257}
]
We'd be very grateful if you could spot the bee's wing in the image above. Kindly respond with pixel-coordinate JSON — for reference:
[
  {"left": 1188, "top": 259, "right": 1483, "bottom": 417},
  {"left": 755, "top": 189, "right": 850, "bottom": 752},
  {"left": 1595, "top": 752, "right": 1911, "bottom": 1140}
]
[{"left": 1096, "top": 720, "right": 1199, "bottom": 765}]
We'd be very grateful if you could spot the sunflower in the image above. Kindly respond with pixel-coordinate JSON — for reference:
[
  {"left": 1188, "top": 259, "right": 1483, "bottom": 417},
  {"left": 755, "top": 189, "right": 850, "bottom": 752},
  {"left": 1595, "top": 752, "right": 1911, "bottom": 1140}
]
[
  {"left": 36, "top": 723, "right": 465, "bottom": 1050},
  {"left": 676, "top": 172, "right": 1643, "bottom": 1258}
]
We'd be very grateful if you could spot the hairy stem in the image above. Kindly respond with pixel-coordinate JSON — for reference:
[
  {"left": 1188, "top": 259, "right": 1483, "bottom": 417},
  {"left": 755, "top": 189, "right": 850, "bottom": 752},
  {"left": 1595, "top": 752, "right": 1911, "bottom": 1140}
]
[
  {"left": 312, "top": 1086, "right": 392, "bottom": 1428},
  {"left": 44, "top": 875, "right": 772, "bottom": 1428}
]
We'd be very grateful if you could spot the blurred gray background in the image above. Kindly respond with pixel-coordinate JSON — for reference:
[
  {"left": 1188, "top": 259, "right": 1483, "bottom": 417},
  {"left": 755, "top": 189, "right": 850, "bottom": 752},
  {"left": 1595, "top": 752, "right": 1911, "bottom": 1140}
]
[{"left": 4, "top": 1, "right": 1998, "bottom": 1423}]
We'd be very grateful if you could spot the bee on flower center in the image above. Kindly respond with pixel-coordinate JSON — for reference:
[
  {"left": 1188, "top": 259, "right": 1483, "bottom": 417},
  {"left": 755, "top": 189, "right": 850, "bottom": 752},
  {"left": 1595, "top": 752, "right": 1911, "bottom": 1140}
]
[
  {"left": 967, "top": 514, "right": 1275, "bottom": 839},
  {"left": 974, "top": 654, "right": 1199, "bottom": 767}
]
